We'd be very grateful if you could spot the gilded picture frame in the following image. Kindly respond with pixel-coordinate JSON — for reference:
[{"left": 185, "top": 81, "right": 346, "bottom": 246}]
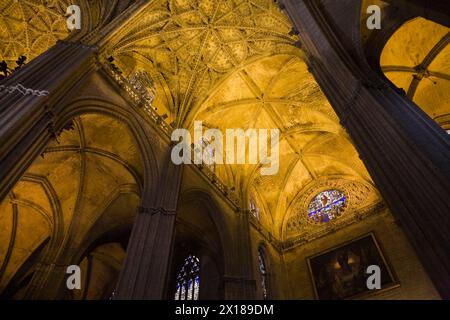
[{"left": 306, "top": 232, "right": 399, "bottom": 300}]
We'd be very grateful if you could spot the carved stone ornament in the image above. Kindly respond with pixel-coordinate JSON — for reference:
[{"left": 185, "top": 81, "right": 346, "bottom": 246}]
[{"left": 283, "top": 178, "right": 382, "bottom": 242}]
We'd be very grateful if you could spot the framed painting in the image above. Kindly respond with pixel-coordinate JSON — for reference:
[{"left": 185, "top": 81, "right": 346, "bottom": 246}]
[{"left": 307, "top": 233, "right": 399, "bottom": 300}]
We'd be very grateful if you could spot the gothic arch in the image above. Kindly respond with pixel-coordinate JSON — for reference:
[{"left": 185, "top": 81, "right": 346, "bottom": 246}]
[
  {"left": 56, "top": 97, "right": 161, "bottom": 196},
  {"left": 0, "top": 95, "right": 162, "bottom": 298},
  {"left": 255, "top": 241, "right": 272, "bottom": 299},
  {"left": 280, "top": 174, "right": 382, "bottom": 243},
  {"left": 173, "top": 188, "right": 237, "bottom": 299},
  {"left": 178, "top": 188, "right": 233, "bottom": 268}
]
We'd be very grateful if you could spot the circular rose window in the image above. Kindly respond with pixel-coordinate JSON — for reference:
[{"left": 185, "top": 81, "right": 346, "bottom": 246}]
[{"left": 308, "top": 189, "right": 346, "bottom": 223}]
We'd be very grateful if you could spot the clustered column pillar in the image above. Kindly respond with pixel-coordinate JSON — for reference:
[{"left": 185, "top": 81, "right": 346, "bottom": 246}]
[
  {"left": 115, "top": 153, "right": 183, "bottom": 300},
  {"left": 279, "top": 0, "right": 450, "bottom": 299},
  {"left": 222, "top": 209, "right": 256, "bottom": 300},
  {"left": 0, "top": 41, "right": 99, "bottom": 300},
  {"left": 0, "top": 41, "right": 97, "bottom": 203}
]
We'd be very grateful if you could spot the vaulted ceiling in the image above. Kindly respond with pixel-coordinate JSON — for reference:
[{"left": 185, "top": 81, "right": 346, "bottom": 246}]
[
  {"left": 1, "top": 0, "right": 448, "bottom": 299},
  {"left": 380, "top": 17, "right": 450, "bottom": 128},
  {"left": 0, "top": 0, "right": 384, "bottom": 247},
  {"left": 186, "top": 53, "right": 379, "bottom": 240},
  {"left": 0, "top": 0, "right": 137, "bottom": 67},
  {"left": 0, "top": 0, "right": 68, "bottom": 66},
  {"left": 108, "top": 0, "right": 300, "bottom": 125},
  {"left": 107, "top": 0, "right": 382, "bottom": 239},
  {"left": 0, "top": 114, "right": 142, "bottom": 296}
]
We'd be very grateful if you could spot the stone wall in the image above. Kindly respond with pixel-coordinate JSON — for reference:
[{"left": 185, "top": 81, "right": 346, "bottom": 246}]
[{"left": 250, "top": 208, "right": 440, "bottom": 299}]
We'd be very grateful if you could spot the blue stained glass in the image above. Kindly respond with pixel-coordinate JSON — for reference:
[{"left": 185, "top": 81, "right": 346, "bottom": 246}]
[
  {"left": 174, "top": 254, "right": 200, "bottom": 300},
  {"left": 187, "top": 279, "right": 193, "bottom": 300},
  {"left": 175, "top": 284, "right": 181, "bottom": 300},
  {"left": 258, "top": 248, "right": 268, "bottom": 300},
  {"left": 194, "top": 276, "right": 200, "bottom": 300},
  {"left": 308, "top": 190, "right": 346, "bottom": 223},
  {"left": 180, "top": 282, "right": 186, "bottom": 300}
]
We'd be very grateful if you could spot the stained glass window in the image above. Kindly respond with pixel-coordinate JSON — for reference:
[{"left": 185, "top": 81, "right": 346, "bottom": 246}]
[
  {"left": 174, "top": 254, "right": 200, "bottom": 300},
  {"left": 308, "top": 189, "right": 346, "bottom": 223},
  {"left": 258, "top": 248, "right": 268, "bottom": 300}
]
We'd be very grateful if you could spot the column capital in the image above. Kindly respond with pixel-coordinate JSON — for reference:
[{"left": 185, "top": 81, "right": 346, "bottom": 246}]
[
  {"left": 137, "top": 206, "right": 176, "bottom": 216},
  {"left": 57, "top": 40, "right": 98, "bottom": 51}
]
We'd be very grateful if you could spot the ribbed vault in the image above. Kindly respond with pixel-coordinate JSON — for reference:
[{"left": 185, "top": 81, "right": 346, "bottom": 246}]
[
  {"left": 108, "top": 0, "right": 299, "bottom": 124},
  {"left": 188, "top": 53, "right": 380, "bottom": 239},
  {"left": 381, "top": 17, "right": 450, "bottom": 128},
  {"left": 101, "top": 0, "right": 383, "bottom": 240},
  {"left": 0, "top": 0, "right": 137, "bottom": 67},
  {"left": 0, "top": 0, "right": 391, "bottom": 248},
  {"left": 0, "top": 114, "right": 142, "bottom": 297},
  {"left": 0, "top": 0, "right": 68, "bottom": 66}
]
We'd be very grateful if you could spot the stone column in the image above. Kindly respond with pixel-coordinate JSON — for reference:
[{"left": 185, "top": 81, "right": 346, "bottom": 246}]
[
  {"left": 222, "top": 277, "right": 256, "bottom": 300},
  {"left": 115, "top": 153, "right": 183, "bottom": 300},
  {"left": 0, "top": 41, "right": 97, "bottom": 298},
  {"left": 0, "top": 41, "right": 97, "bottom": 202},
  {"left": 232, "top": 210, "right": 257, "bottom": 300},
  {"left": 279, "top": 0, "right": 450, "bottom": 299},
  {"left": 220, "top": 209, "right": 256, "bottom": 300}
]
